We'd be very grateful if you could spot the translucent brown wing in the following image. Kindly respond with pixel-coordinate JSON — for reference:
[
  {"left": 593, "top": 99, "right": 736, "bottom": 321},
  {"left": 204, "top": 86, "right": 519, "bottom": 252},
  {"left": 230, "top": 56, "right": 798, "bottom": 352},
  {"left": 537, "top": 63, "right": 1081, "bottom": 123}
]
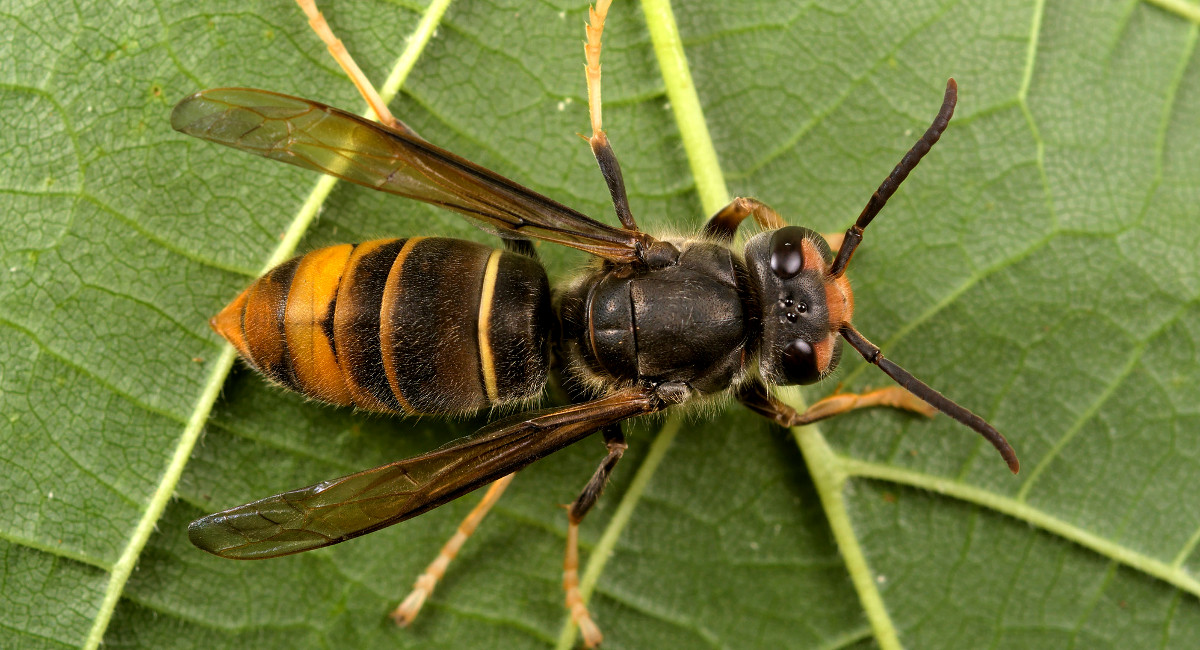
[
  {"left": 188, "top": 389, "right": 657, "bottom": 559},
  {"left": 171, "top": 88, "right": 645, "bottom": 262}
]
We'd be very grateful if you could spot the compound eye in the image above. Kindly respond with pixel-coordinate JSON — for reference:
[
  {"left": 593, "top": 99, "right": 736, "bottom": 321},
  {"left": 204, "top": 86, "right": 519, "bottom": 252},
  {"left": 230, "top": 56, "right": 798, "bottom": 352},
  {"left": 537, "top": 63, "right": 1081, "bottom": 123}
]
[
  {"left": 781, "top": 339, "right": 820, "bottom": 385},
  {"left": 769, "top": 226, "right": 807, "bottom": 279}
]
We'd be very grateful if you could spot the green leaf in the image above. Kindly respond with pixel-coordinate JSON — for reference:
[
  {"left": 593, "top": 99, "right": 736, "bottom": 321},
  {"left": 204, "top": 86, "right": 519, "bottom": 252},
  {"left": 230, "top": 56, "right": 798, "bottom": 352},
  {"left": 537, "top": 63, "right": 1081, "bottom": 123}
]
[{"left": 3, "top": 0, "right": 1200, "bottom": 648}]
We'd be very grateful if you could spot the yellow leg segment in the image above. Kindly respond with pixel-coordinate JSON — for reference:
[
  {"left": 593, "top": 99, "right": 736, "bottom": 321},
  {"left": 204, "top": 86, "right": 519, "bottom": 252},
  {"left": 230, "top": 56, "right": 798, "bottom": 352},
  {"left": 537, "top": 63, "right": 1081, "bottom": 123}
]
[
  {"left": 294, "top": 0, "right": 400, "bottom": 130},
  {"left": 585, "top": 0, "right": 612, "bottom": 140},
  {"left": 801, "top": 386, "right": 937, "bottom": 424},
  {"left": 390, "top": 473, "right": 517, "bottom": 626},
  {"left": 564, "top": 517, "right": 603, "bottom": 647}
]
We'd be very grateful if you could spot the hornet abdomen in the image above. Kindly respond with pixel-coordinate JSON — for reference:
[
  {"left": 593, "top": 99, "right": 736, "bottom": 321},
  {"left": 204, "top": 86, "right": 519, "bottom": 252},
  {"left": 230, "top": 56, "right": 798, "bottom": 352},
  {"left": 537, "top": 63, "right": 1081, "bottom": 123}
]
[{"left": 212, "top": 237, "right": 551, "bottom": 414}]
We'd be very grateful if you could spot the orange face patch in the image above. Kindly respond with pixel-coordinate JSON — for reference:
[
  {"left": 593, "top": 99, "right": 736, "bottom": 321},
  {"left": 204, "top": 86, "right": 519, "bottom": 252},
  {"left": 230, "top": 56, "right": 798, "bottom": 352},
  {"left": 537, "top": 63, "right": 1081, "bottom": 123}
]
[
  {"left": 800, "top": 239, "right": 826, "bottom": 274},
  {"left": 812, "top": 333, "right": 837, "bottom": 375},
  {"left": 799, "top": 236, "right": 854, "bottom": 331},
  {"left": 824, "top": 273, "right": 853, "bottom": 329}
]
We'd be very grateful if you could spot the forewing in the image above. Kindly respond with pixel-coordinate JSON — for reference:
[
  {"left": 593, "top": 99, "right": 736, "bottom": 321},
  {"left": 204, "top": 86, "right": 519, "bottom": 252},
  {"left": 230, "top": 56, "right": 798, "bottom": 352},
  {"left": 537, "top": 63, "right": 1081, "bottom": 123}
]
[
  {"left": 171, "top": 88, "right": 643, "bottom": 262},
  {"left": 188, "top": 389, "right": 657, "bottom": 559}
]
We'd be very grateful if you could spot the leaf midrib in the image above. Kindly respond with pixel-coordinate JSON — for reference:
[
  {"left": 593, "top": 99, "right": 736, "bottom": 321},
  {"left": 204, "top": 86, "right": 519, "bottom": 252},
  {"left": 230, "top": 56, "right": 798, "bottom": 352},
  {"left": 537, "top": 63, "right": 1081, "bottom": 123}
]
[{"left": 552, "top": 1, "right": 901, "bottom": 648}]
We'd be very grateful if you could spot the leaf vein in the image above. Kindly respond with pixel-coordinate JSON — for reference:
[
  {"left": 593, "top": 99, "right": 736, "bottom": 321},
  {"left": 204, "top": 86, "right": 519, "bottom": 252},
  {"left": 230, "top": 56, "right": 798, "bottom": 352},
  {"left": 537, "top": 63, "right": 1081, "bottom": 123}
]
[
  {"left": 584, "top": 584, "right": 723, "bottom": 649},
  {"left": 843, "top": 459, "right": 1200, "bottom": 600},
  {"left": 0, "top": 527, "right": 111, "bottom": 571},
  {"left": 1129, "top": 22, "right": 1198, "bottom": 233},
  {"left": 1017, "top": 295, "right": 1197, "bottom": 501},
  {"left": 732, "top": 0, "right": 962, "bottom": 179},
  {"left": 81, "top": 192, "right": 259, "bottom": 277},
  {"left": 1144, "top": 0, "right": 1200, "bottom": 23},
  {"left": 0, "top": 317, "right": 189, "bottom": 428},
  {"left": 0, "top": 618, "right": 77, "bottom": 649}
]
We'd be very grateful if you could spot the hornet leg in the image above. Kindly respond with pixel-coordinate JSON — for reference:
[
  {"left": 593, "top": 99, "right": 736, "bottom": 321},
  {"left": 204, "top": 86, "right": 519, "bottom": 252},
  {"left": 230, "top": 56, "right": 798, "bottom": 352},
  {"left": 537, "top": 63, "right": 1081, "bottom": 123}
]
[
  {"left": 583, "top": 1, "right": 637, "bottom": 231},
  {"left": 701, "top": 197, "right": 787, "bottom": 242},
  {"left": 700, "top": 196, "right": 846, "bottom": 252},
  {"left": 563, "top": 424, "right": 627, "bottom": 648},
  {"left": 736, "top": 377, "right": 936, "bottom": 428},
  {"left": 390, "top": 473, "right": 517, "bottom": 625},
  {"left": 294, "top": 0, "right": 423, "bottom": 138}
]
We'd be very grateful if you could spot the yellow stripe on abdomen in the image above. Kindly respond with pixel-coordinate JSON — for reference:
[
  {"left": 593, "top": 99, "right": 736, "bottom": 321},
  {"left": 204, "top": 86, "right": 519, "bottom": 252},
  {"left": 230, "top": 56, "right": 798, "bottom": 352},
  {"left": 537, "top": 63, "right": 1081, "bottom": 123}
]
[{"left": 477, "top": 249, "right": 504, "bottom": 404}]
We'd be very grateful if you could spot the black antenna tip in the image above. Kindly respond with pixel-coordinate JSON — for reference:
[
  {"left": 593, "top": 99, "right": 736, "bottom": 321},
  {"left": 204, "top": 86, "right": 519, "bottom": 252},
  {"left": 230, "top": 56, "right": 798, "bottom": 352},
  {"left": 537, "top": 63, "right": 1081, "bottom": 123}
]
[{"left": 840, "top": 325, "right": 1020, "bottom": 474}]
